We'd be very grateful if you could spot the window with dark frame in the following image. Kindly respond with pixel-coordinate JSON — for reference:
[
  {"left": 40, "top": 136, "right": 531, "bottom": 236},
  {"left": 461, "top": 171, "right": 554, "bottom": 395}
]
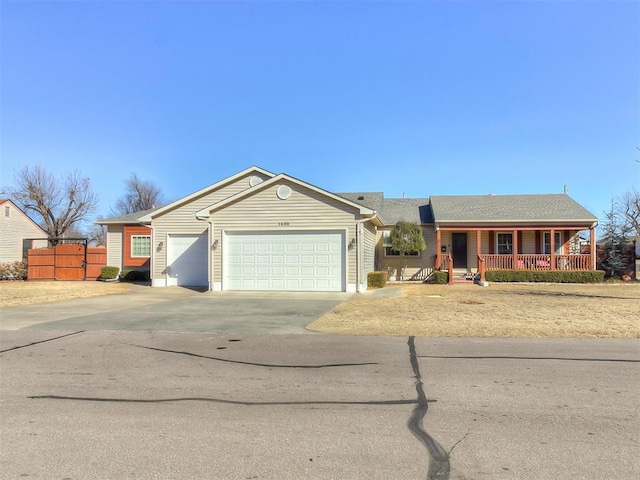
[
  {"left": 543, "top": 232, "right": 563, "bottom": 255},
  {"left": 382, "top": 230, "right": 420, "bottom": 257},
  {"left": 497, "top": 233, "right": 513, "bottom": 254}
]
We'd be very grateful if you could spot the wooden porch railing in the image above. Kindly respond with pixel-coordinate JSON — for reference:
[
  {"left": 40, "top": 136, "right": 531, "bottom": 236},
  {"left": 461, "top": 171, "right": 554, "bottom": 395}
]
[
  {"left": 435, "top": 253, "right": 454, "bottom": 285},
  {"left": 481, "top": 254, "right": 592, "bottom": 271}
]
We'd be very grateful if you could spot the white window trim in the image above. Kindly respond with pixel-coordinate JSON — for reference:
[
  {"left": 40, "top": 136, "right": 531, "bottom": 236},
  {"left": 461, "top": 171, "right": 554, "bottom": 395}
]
[
  {"left": 383, "top": 230, "right": 421, "bottom": 257},
  {"left": 496, "top": 232, "right": 513, "bottom": 255},
  {"left": 131, "top": 235, "right": 151, "bottom": 258},
  {"left": 543, "top": 231, "right": 563, "bottom": 255},
  {"left": 382, "top": 230, "right": 392, "bottom": 247}
]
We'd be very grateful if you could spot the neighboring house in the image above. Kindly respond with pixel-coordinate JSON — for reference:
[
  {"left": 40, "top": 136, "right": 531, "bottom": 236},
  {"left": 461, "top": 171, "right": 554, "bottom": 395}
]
[
  {"left": 0, "top": 199, "right": 48, "bottom": 263},
  {"left": 98, "top": 167, "right": 598, "bottom": 291}
]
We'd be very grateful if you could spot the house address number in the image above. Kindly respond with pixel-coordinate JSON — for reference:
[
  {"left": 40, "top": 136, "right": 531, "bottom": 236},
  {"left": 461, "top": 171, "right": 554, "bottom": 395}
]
[{"left": 278, "top": 222, "right": 290, "bottom": 227}]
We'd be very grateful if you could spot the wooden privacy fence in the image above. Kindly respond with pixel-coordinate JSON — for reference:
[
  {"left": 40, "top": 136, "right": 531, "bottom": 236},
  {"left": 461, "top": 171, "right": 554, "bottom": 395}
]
[{"left": 28, "top": 244, "right": 107, "bottom": 281}]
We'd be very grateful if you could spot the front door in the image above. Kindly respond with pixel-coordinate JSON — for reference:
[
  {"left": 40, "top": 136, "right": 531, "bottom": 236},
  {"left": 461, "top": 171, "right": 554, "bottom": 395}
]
[{"left": 452, "top": 233, "right": 468, "bottom": 269}]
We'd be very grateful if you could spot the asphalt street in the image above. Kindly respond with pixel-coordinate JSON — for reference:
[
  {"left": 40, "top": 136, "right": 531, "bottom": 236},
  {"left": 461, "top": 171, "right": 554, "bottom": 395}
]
[{"left": 1, "top": 329, "right": 638, "bottom": 480}]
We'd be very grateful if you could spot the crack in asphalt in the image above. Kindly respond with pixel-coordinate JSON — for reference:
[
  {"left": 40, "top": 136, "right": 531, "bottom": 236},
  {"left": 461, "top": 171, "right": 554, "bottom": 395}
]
[
  {"left": 420, "top": 355, "right": 640, "bottom": 363},
  {"left": 135, "top": 345, "right": 378, "bottom": 368},
  {"left": 28, "top": 395, "right": 415, "bottom": 406},
  {"left": 407, "top": 336, "right": 450, "bottom": 480},
  {"left": 0, "top": 331, "right": 85, "bottom": 353}
]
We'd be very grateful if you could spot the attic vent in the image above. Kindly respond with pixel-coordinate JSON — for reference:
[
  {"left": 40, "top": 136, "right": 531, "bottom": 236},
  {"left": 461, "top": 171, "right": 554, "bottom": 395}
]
[
  {"left": 357, "top": 196, "right": 364, "bottom": 200},
  {"left": 249, "top": 175, "right": 263, "bottom": 187},
  {"left": 276, "top": 185, "right": 292, "bottom": 200}
]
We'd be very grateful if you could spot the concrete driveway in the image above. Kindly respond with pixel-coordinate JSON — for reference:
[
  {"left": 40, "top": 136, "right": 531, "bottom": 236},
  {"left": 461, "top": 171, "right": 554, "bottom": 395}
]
[{"left": 0, "top": 285, "right": 354, "bottom": 334}]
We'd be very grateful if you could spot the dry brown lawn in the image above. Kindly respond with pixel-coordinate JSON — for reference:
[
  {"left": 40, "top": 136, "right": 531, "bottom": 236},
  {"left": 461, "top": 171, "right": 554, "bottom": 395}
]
[
  {"left": 0, "top": 281, "right": 131, "bottom": 307},
  {"left": 307, "top": 283, "right": 640, "bottom": 338}
]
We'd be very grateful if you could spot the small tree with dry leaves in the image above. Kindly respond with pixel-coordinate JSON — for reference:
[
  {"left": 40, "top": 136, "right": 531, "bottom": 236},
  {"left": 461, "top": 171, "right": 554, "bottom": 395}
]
[{"left": 390, "top": 221, "right": 426, "bottom": 280}]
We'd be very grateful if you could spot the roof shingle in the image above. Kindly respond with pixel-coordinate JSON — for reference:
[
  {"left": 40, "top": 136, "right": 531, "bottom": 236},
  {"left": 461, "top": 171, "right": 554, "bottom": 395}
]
[{"left": 430, "top": 194, "right": 597, "bottom": 223}]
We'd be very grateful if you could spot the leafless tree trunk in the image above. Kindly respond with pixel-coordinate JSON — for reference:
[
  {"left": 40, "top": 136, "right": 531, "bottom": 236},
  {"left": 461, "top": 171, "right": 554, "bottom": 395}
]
[
  {"left": 111, "top": 173, "right": 164, "bottom": 215},
  {"left": 8, "top": 165, "right": 98, "bottom": 238},
  {"left": 87, "top": 225, "right": 106, "bottom": 246},
  {"left": 618, "top": 187, "right": 639, "bottom": 236}
]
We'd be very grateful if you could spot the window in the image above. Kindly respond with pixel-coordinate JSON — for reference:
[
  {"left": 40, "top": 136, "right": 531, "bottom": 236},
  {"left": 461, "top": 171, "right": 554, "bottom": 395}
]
[
  {"left": 382, "top": 230, "right": 420, "bottom": 257},
  {"left": 131, "top": 235, "right": 151, "bottom": 257},
  {"left": 4, "top": 206, "right": 9, "bottom": 217},
  {"left": 497, "top": 233, "right": 513, "bottom": 254},
  {"left": 543, "top": 232, "right": 563, "bottom": 255}
]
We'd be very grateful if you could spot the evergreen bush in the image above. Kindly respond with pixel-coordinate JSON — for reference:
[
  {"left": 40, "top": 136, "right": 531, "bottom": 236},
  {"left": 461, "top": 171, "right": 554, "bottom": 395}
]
[{"left": 367, "top": 271, "right": 387, "bottom": 288}]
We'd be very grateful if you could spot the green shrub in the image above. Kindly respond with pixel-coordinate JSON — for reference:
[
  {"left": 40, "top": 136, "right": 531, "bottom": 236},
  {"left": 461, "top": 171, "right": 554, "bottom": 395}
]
[
  {"left": 0, "top": 261, "right": 27, "bottom": 280},
  {"left": 432, "top": 271, "right": 449, "bottom": 284},
  {"left": 367, "top": 271, "right": 387, "bottom": 289},
  {"left": 100, "top": 266, "right": 120, "bottom": 280},
  {"left": 119, "top": 269, "right": 150, "bottom": 282},
  {"left": 485, "top": 270, "right": 605, "bottom": 283}
]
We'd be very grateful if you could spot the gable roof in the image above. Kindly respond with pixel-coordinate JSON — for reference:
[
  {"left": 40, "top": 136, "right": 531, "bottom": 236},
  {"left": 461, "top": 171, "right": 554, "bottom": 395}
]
[
  {"left": 0, "top": 199, "right": 48, "bottom": 235},
  {"left": 430, "top": 194, "right": 598, "bottom": 225},
  {"left": 96, "top": 207, "right": 158, "bottom": 225},
  {"left": 196, "top": 173, "right": 381, "bottom": 223},
  {"left": 138, "top": 166, "right": 276, "bottom": 222},
  {"left": 337, "top": 193, "right": 432, "bottom": 226}
]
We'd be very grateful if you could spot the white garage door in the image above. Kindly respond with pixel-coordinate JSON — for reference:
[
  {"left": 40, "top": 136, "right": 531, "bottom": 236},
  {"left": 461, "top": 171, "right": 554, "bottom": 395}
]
[
  {"left": 167, "top": 234, "right": 208, "bottom": 287},
  {"left": 224, "top": 231, "right": 345, "bottom": 292}
]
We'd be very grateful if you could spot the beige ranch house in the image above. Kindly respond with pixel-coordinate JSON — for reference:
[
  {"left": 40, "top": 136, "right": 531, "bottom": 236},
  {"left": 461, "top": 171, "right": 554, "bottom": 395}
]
[
  {"left": 0, "top": 199, "right": 48, "bottom": 263},
  {"left": 99, "top": 166, "right": 598, "bottom": 292}
]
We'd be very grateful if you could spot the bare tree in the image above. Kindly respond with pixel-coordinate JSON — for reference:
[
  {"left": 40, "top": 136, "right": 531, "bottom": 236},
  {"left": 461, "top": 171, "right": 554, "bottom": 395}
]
[
  {"left": 87, "top": 224, "right": 106, "bottom": 246},
  {"left": 617, "top": 187, "right": 639, "bottom": 236},
  {"left": 8, "top": 165, "right": 98, "bottom": 238},
  {"left": 111, "top": 173, "right": 164, "bottom": 215}
]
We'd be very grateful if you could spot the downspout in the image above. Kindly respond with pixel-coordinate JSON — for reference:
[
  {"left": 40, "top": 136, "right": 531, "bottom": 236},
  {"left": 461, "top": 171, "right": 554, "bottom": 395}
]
[
  {"left": 138, "top": 220, "right": 153, "bottom": 287},
  {"left": 355, "top": 214, "right": 378, "bottom": 293}
]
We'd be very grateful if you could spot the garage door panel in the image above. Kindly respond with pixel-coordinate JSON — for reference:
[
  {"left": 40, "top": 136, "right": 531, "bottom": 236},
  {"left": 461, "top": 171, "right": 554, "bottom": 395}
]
[
  {"left": 168, "top": 234, "right": 208, "bottom": 287},
  {"left": 225, "top": 232, "right": 344, "bottom": 292}
]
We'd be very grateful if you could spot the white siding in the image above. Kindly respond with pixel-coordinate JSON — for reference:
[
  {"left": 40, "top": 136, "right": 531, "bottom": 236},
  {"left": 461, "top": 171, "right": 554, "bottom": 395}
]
[
  {"left": 363, "top": 222, "right": 376, "bottom": 275},
  {"left": 106, "top": 226, "right": 123, "bottom": 269},
  {"left": 466, "top": 231, "right": 477, "bottom": 269},
  {"left": 521, "top": 230, "right": 536, "bottom": 254},
  {"left": 0, "top": 202, "right": 47, "bottom": 263}
]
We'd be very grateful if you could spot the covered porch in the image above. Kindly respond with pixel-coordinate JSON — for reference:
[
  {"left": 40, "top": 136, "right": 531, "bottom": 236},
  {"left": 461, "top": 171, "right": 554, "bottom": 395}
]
[{"left": 434, "top": 225, "right": 597, "bottom": 285}]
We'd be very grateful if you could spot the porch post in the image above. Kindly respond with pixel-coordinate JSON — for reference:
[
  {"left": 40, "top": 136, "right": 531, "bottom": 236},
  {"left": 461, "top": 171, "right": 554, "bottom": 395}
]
[
  {"left": 435, "top": 229, "right": 442, "bottom": 269},
  {"left": 550, "top": 228, "right": 556, "bottom": 270},
  {"left": 513, "top": 230, "right": 518, "bottom": 270},
  {"left": 590, "top": 227, "right": 596, "bottom": 270},
  {"left": 477, "top": 229, "right": 485, "bottom": 282}
]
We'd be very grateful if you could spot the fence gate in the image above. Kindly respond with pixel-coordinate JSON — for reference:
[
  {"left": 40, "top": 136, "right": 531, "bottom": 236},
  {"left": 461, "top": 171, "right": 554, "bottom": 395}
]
[
  {"left": 27, "top": 240, "right": 106, "bottom": 281},
  {"left": 54, "top": 243, "right": 86, "bottom": 280}
]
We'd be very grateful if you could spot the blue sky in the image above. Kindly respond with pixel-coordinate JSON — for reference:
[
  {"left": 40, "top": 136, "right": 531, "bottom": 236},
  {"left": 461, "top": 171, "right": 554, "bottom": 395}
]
[{"left": 1, "top": 0, "right": 638, "bottom": 229}]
